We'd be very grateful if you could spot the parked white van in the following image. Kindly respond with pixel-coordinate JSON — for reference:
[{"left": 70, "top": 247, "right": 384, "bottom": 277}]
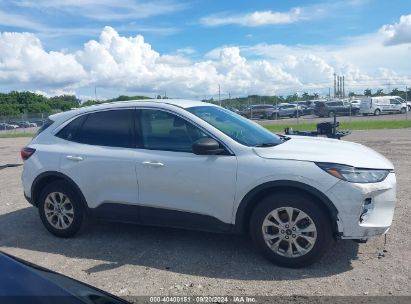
[{"left": 360, "top": 96, "right": 407, "bottom": 116}]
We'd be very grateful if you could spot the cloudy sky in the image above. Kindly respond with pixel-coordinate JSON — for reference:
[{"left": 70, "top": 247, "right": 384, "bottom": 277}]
[{"left": 0, "top": 0, "right": 411, "bottom": 99}]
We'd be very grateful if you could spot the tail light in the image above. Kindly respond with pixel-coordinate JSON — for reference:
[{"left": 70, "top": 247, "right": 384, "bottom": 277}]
[{"left": 21, "top": 147, "right": 36, "bottom": 161}]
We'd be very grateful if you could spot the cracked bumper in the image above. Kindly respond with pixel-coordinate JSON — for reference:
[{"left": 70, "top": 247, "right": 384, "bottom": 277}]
[{"left": 326, "top": 172, "right": 396, "bottom": 239}]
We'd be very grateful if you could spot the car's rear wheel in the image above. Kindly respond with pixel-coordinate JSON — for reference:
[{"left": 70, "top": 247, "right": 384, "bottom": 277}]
[
  {"left": 250, "top": 192, "right": 333, "bottom": 268},
  {"left": 328, "top": 110, "right": 335, "bottom": 117},
  {"left": 38, "top": 181, "right": 86, "bottom": 238},
  {"left": 374, "top": 109, "right": 381, "bottom": 116}
]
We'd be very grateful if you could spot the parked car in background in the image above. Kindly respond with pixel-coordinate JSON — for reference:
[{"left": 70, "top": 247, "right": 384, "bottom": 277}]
[
  {"left": 239, "top": 104, "right": 275, "bottom": 119},
  {"left": 394, "top": 96, "right": 411, "bottom": 111},
  {"left": 297, "top": 104, "right": 312, "bottom": 115},
  {"left": 349, "top": 99, "right": 361, "bottom": 111},
  {"left": 301, "top": 100, "right": 323, "bottom": 115},
  {"left": 314, "top": 100, "right": 358, "bottom": 117},
  {"left": 21, "top": 99, "right": 397, "bottom": 267},
  {"left": 0, "top": 123, "right": 18, "bottom": 130},
  {"left": 19, "top": 121, "right": 37, "bottom": 128},
  {"left": 360, "top": 96, "right": 407, "bottom": 116},
  {"left": 227, "top": 107, "right": 240, "bottom": 114}
]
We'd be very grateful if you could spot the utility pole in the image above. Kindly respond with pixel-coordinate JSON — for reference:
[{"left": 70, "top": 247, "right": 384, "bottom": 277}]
[
  {"left": 343, "top": 76, "right": 345, "bottom": 99},
  {"left": 406, "top": 85, "right": 408, "bottom": 121},
  {"left": 218, "top": 84, "right": 221, "bottom": 107},
  {"left": 333, "top": 73, "right": 336, "bottom": 98},
  {"left": 94, "top": 86, "right": 97, "bottom": 101}
]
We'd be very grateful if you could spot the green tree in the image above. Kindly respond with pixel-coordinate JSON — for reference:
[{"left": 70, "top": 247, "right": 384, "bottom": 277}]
[
  {"left": 364, "top": 89, "right": 372, "bottom": 96},
  {"left": 374, "top": 89, "right": 385, "bottom": 96}
]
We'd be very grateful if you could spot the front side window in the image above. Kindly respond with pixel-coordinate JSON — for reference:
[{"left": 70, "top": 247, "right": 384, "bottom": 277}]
[
  {"left": 140, "top": 109, "right": 209, "bottom": 153},
  {"left": 57, "top": 109, "right": 134, "bottom": 148},
  {"left": 187, "top": 106, "right": 283, "bottom": 147}
]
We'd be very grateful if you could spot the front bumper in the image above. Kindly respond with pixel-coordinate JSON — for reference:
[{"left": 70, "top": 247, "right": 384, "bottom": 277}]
[{"left": 326, "top": 172, "right": 396, "bottom": 239}]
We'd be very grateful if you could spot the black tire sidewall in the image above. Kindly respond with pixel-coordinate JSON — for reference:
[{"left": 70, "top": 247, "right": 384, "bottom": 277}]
[
  {"left": 250, "top": 192, "right": 333, "bottom": 268},
  {"left": 38, "top": 181, "right": 85, "bottom": 238}
]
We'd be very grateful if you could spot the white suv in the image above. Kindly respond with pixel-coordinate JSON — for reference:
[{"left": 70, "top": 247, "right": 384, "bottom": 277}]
[{"left": 21, "top": 100, "right": 397, "bottom": 267}]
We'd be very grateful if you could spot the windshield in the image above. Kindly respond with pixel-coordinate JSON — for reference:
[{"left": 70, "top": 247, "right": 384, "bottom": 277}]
[{"left": 187, "top": 106, "right": 283, "bottom": 147}]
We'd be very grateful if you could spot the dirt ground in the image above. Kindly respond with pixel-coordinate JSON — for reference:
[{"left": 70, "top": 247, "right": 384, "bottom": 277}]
[{"left": 0, "top": 129, "right": 410, "bottom": 298}]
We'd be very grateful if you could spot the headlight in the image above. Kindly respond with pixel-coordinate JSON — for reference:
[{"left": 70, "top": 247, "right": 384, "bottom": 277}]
[{"left": 316, "top": 162, "right": 390, "bottom": 183}]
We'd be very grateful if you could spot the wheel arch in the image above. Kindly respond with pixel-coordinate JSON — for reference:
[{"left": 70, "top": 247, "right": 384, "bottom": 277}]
[
  {"left": 234, "top": 180, "right": 339, "bottom": 235},
  {"left": 31, "top": 171, "right": 88, "bottom": 210}
]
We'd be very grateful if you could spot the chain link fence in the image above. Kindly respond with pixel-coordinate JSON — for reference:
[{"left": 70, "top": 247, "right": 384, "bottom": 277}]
[{"left": 0, "top": 113, "right": 47, "bottom": 135}]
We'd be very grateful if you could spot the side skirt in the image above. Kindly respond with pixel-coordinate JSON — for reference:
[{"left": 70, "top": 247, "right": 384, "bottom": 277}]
[{"left": 89, "top": 203, "right": 235, "bottom": 234}]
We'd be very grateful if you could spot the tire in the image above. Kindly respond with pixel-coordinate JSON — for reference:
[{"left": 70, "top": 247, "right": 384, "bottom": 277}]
[
  {"left": 250, "top": 192, "right": 333, "bottom": 268},
  {"left": 328, "top": 111, "right": 335, "bottom": 117},
  {"left": 374, "top": 109, "right": 381, "bottom": 116},
  {"left": 38, "top": 180, "right": 87, "bottom": 238},
  {"left": 270, "top": 113, "right": 278, "bottom": 120},
  {"left": 400, "top": 107, "right": 406, "bottom": 114},
  {"left": 408, "top": 105, "right": 411, "bottom": 111}
]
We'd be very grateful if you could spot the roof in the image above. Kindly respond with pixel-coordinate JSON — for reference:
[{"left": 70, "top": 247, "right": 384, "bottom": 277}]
[
  {"left": 49, "top": 99, "right": 210, "bottom": 122},
  {"left": 85, "top": 98, "right": 207, "bottom": 109}
]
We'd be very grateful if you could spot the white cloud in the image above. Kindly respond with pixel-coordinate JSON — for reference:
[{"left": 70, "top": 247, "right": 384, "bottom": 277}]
[
  {"left": 199, "top": 0, "right": 369, "bottom": 28},
  {"left": 380, "top": 14, "right": 411, "bottom": 46},
  {"left": 0, "top": 9, "right": 43, "bottom": 30},
  {"left": 200, "top": 8, "right": 303, "bottom": 27},
  {"left": 176, "top": 47, "right": 196, "bottom": 55},
  {"left": 12, "top": 0, "right": 187, "bottom": 21},
  {"left": 0, "top": 31, "right": 86, "bottom": 86},
  {"left": 1, "top": 22, "right": 411, "bottom": 98}
]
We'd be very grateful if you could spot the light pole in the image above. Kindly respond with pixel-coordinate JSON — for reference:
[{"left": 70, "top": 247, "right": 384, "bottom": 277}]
[{"left": 406, "top": 85, "right": 408, "bottom": 121}]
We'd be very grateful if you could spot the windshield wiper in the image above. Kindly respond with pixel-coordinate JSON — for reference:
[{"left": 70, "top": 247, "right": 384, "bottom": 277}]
[
  {"left": 278, "top": 134, "right": 291, "bottom": 141},
  {"left": 254, "top": 143, "right": 278, "bottom": 147}
]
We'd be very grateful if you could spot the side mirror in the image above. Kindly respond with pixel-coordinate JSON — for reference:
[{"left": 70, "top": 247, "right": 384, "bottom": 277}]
[{"left": 192, "top": 138, "right": 224, "bottom": 155}]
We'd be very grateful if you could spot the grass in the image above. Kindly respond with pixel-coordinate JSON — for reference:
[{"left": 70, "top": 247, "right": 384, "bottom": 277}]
[
  {"left": 264, "top": 119, "right": 411, "bottom": 133},
  {"left": 0, "top": 132, "right": 36, "bottom": 138}
]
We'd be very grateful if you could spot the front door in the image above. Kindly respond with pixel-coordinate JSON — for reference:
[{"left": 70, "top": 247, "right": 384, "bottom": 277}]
[{"left": 134, "top": 109, "right": 237, "bottom": 230}]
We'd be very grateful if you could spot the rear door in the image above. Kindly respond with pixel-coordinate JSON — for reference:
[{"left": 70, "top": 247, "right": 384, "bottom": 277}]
[{"left": 57, "top": 109, "right": 139, "bottom": 219}]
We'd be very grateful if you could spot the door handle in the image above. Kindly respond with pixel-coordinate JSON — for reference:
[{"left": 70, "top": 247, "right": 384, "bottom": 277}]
[
  {"left": 66, "top": 155, "right": 84, "bottom": 161},
  {"left": 142, "top": 161, "right": 164, "bottom": 167}
]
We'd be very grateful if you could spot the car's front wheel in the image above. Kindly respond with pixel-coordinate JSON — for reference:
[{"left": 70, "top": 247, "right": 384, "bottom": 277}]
[
  {"left": 38, "top": 181, "right": 87, "bottom": 238},
  {"left": 250, "top": 192, "right": 333, "bottom": 268}
]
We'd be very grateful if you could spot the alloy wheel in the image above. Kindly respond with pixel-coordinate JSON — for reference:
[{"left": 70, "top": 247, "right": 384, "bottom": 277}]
[
  {"left": 262, "top": 207, "right": 317, "bottom": 258},
  {"left": 44, "top": 192, "right": 75, "bottom": 230}
]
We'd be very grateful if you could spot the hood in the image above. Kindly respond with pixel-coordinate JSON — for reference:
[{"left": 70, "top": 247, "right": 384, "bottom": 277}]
[{"left": 253, "top": 136, "right": 394, "bottom": 170}]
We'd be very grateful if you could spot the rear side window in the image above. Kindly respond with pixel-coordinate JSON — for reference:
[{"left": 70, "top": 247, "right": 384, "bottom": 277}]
[
  {"left": 35, "top": 118, "right": 54, "bottom": 137},
  {"left": 56, "top": 115, "right": 87, "bottom": 141},
  {"left": 57, "top": 110, "right": 135, "bottom": 148}
]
